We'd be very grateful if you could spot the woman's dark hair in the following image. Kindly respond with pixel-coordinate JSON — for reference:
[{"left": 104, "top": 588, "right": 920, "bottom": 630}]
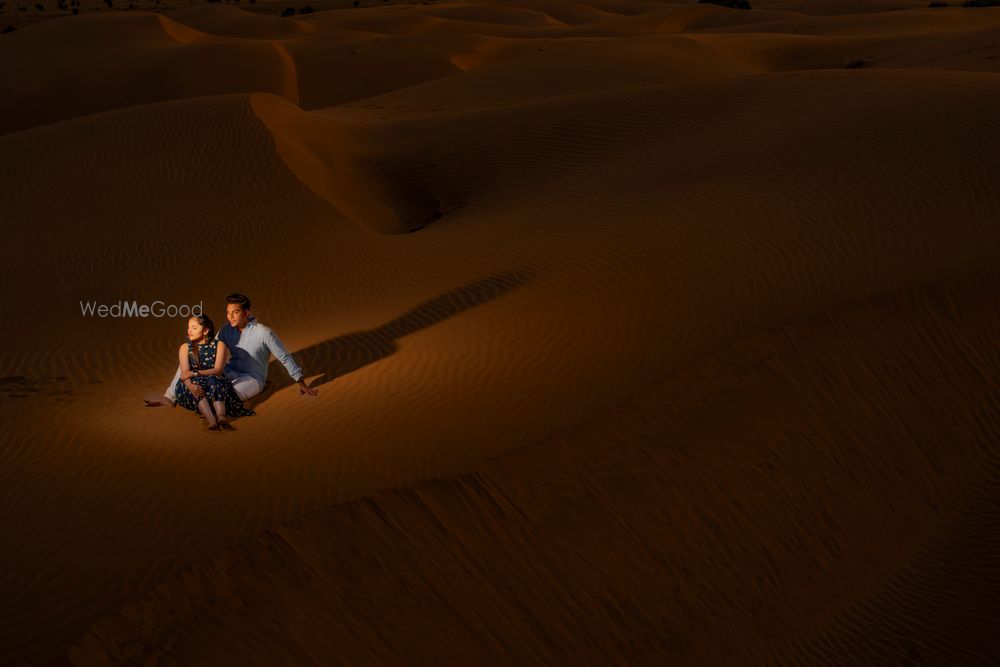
[
  {"left": 226, "top": 293, "right": 251, "bottom": 311},
  {"left": 188, "top": 314, "right": 215, "bottom": 369}
]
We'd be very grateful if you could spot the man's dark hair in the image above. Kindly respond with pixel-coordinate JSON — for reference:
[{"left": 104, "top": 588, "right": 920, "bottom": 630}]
[{"left": 226, "top": 293, "right": 251, "bottom": 310}]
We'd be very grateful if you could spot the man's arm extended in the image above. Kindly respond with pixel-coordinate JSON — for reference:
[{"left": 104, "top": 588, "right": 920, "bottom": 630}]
[
  {"left": 266, "top": 329, "right": 318, "bottom": 396},
  {"left": 144, "top": 365, "right": 183, "bottom": 407}
]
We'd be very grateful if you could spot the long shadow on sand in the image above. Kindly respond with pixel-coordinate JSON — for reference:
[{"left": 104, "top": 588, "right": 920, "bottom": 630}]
[{"left": 248, "top": 269, "right": 534, "bottom": 407}]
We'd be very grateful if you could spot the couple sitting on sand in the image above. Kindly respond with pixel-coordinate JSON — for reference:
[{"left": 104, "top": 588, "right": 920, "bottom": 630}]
[{"left": 144, "top": 293, "right": 318, "bottom": 431}]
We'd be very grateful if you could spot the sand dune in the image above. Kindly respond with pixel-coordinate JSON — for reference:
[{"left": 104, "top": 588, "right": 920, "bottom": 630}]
[
  {"left": 69, "top": 265, "right": 1000, "bottom": 665},
  {"left": 163, "top": 5, "right": 316, "bottom": 37},
  {"left": 7, "top": 3, "right": 1000, "bottom": 134},
  {"left": 2, "top": 0, "right": 999, "bottom": 664},
  {"left": 0, "top": 12, "right": 297, "bottom": 133},
  {"left": 702, "top": 4, "right": 1000, "bottom": 35},
  {"left": 759, "top": 0, "right": 929, "bottom": 14}
]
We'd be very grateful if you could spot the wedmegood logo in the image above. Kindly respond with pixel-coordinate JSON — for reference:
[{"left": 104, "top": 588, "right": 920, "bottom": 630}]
[{"left": 79, "top": 301, "right": 204, "bottom": 318}]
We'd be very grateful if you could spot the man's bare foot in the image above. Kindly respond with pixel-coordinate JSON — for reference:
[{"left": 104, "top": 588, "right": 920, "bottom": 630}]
[{"left": 144, "top": 396, "right": 173, "bottom": 407}]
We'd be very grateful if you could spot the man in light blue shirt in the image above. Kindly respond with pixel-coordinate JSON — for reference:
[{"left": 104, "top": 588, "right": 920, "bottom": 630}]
[{"left": 150, "top": 293, "right": 318, "bottom": 406}]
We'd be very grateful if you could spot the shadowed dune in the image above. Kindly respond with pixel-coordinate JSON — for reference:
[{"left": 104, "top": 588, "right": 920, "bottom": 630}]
[
  {"left": 250, "top": 92, "right": 444, "bottom": 232},
  {"left": 0, "top": 12, "right": 304, "bottom": 134},
  {"left": 2, "top": 0, "right": 1000, "bottom": 664}
]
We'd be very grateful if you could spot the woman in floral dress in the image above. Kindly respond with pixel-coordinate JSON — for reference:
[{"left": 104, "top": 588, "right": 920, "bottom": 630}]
[{"left": 174, "top": 314, "right": 255, "bottom": 431}]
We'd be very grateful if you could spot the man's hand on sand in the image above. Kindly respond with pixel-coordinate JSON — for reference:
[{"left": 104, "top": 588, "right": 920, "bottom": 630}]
[
  {"left": 144, "top": 396, "right": 175, "bottom": 407},
  {"left": 298, "top": 380, "right": 318, "bottom": 397}
]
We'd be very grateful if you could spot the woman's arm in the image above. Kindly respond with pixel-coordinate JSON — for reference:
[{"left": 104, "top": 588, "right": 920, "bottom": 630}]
[
  {"left": 176, "top": 344, "right": 206, "bottom": 398},
  {"left": 194, "top": 341, "right": 228, "bottom": 377},
  {"left": 178, "top": 344, "right": 196, "bottom": 382}
]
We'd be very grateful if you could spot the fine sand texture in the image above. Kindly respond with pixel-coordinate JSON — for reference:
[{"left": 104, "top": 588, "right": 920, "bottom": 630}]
[{"left": 2, "top": 1, "right": 1000, "bottom": 665}]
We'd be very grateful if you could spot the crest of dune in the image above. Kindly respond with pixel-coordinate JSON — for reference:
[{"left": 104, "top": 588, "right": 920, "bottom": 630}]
[
  {"left": 250, "top": 92, "right": 441, "bottom": 234},
  {"left": 450, "top": 49, "right": 486, "bottom": 70},
  {"left": 156, "top": 13, "right": 204, "bottom": 44}
]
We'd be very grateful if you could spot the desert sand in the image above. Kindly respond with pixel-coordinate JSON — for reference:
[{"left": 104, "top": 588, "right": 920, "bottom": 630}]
[{"left": 1, "top": 0, "right": 999, "bottom": 664}]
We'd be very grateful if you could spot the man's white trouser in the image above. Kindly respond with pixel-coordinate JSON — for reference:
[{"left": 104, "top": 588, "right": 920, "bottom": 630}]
[{"left": 227, "top": 372, "right": 263, "bottom": 401}]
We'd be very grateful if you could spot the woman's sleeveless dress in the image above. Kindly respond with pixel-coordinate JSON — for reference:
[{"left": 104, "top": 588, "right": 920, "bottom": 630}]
[{"left": 174, "top": 339, "right": 256, "bottom": 418}]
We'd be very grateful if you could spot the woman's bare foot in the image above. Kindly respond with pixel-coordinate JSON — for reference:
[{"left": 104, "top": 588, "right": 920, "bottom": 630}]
[
  {"left": 212, "top": 399, "right": 234, "bottom": 430},
  {"left": 196, "top": 397, "right": 219, "bottom": 429}
]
